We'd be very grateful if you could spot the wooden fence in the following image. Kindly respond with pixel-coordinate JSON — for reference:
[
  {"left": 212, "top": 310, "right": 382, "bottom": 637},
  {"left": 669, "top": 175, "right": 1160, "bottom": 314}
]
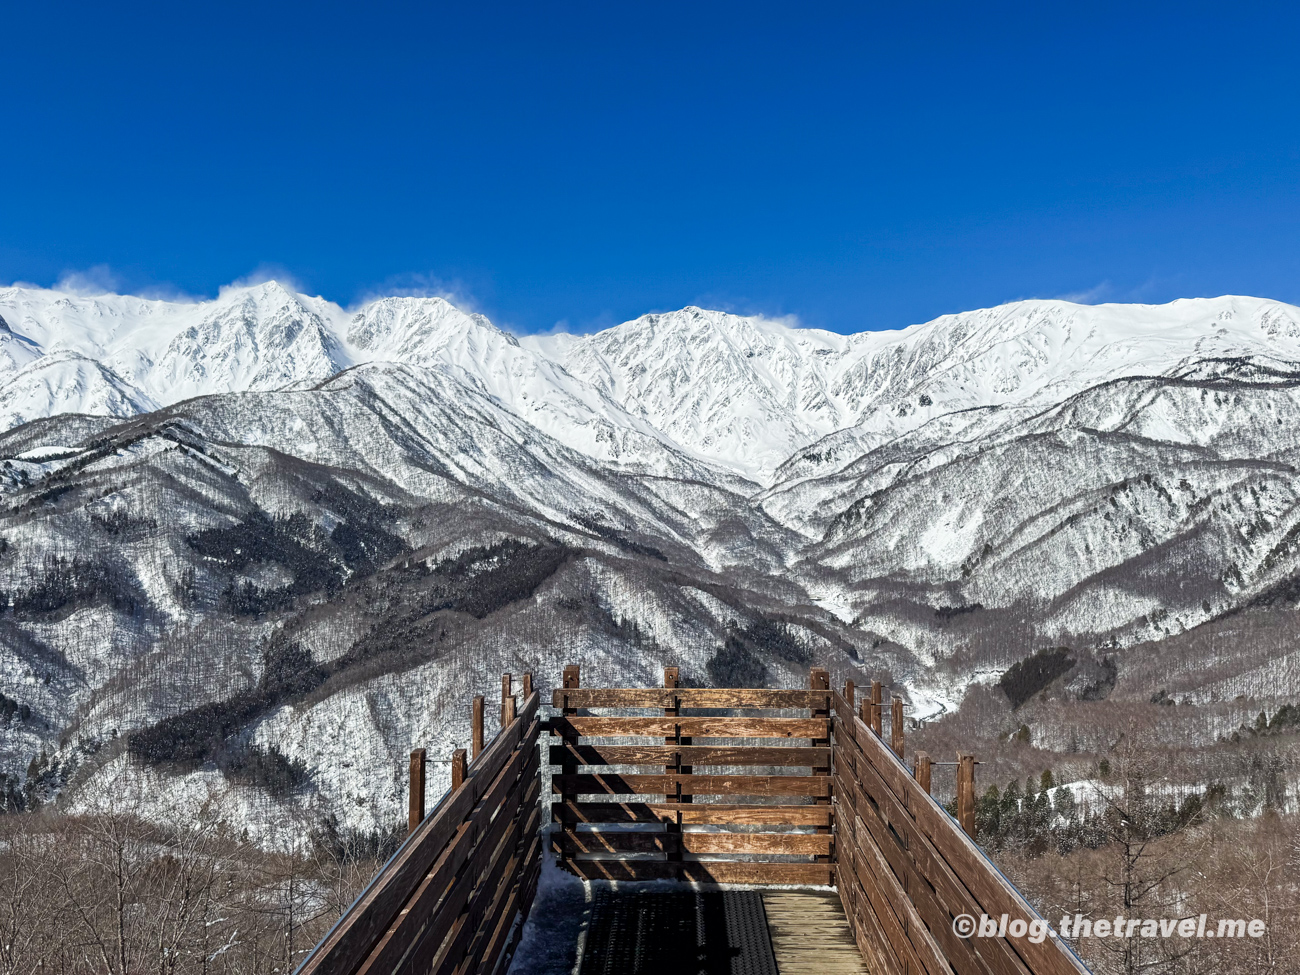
[
  {"left": 294, "top": 679, "right": 542, "bottom": 975},
  {"left": 832, "top": 685, "right": 1090, "bottom": 975},
  {"left": 298, "top": 667, "right": 1090, "bottom": 975},
  {"left": 548, "top": 664, "right": 834, "bottom": 884}
]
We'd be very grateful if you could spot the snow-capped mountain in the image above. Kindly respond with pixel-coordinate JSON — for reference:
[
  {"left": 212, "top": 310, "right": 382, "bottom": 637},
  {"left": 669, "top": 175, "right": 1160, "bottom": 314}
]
[
  {"left": 5, "top": 282, "right": 1300, "bottom": 482},
  {"left": 4, "top": 280, "right": 1300, "bottom": 838}
]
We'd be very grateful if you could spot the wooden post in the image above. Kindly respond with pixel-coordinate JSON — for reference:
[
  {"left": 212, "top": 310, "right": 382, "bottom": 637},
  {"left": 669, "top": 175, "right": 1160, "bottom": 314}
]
[
  {"left": 957, "top": 752, "right": 976, "bottom": 838},
  {"left": 471, "top": 695, "right": 484, "bottom": 760},
  {"left": 407, "top": 748, "right": 426, "bottom": 834},
  {"left": 844, "top": 679, "right": 855, "bottom": 709},
  {"left": 891, "top": 697, "right": 904, "bottom": 758},
  {"left": 522, "top": 673, "right": 532, "bottom": 699},
  {"left": 502, "top": 691, "right": 517, "bottom": 727},
  {"left": 501, "top": 673, "right": 513, "bottom": 727},
  {"left": 870, "top": 680, "right": 882, "bottom": 737},
  {"left": 451, "top": 748, "right": 467, "bottom": 791},
  {"left": 556, "top": 665, "right": 580, "bottom": 849},
  {"left": 810, "top": 668, "right": 831, "bottom": 859},
  {"left": 664, "top": 667, "right": 684, "bottom": 863},
  {"left": 915, "top": 751, "right": 932, "bottom": 794}
]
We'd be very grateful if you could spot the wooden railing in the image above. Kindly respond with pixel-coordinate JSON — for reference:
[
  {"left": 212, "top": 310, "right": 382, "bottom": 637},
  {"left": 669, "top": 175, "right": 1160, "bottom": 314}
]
[
  {"left": 832, "top": 686, "right": 1090, "bottom": 975},
  {"left": 548, "top": 664, "right": 834, "bottom": 884},
  {"left": 294, "top": 680, "right": 541, "bottom": 975},
  {"left": 299, "top": 667, "right": 1090, "bottom": 975}
]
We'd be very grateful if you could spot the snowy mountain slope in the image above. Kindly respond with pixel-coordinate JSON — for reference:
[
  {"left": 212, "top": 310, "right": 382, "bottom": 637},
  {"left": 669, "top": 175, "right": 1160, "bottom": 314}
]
[
  {"left": 6, "top": 281, "right": 1300, "bottom": 483},
  {"left": 5, "top": 281, "right": 1300, "bottom": 836}
]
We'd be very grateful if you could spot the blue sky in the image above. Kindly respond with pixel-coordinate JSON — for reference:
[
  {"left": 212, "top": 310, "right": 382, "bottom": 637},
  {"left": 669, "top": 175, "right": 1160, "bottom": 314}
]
[{"left": 3, "top": 2, "right": 1298, "bottom": 334}]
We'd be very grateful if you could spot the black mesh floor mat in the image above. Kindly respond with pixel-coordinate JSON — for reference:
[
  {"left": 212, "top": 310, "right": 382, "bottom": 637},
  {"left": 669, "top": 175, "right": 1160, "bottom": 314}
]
[{"left": 576, "top": 888, "right": 779, "bottom": 975}]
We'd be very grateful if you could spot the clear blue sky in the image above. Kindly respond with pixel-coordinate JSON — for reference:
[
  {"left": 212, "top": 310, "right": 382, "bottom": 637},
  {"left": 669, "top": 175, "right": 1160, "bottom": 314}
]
[{"left": 3, "top": 2, "right": 1298, "bottom": 333}]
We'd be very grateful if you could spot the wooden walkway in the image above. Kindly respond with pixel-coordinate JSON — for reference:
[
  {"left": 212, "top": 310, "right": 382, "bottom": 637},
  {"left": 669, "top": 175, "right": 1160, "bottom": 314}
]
[{"left": 763, "top": 892, "right": 868, "bottom": 975}]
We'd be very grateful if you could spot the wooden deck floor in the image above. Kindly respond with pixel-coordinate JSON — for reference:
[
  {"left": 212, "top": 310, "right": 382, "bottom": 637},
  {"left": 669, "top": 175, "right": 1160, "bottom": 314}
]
[{"left": 762, "top": 891, "right": 868, "bottom": 975}]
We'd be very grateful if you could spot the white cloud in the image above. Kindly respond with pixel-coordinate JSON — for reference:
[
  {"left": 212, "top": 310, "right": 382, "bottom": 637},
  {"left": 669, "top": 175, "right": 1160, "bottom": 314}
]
[
  {"left": 55, "top": 264, "right": 123, "bottom": 296},
  {"left": 350, "top": 273, "right": 482, "bottom": 314},
  {"left": 218, "top": 264, "right": 309, "bottom": 298},
  {"left": 1055, "top": 281, "right": 1113, "bottom": 304}
]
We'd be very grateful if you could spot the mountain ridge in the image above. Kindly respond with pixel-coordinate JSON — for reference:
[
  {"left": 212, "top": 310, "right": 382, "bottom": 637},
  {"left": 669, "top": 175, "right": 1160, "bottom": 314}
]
[{"left": 5, "top": 283, "right": 1300, "bottom": 483}]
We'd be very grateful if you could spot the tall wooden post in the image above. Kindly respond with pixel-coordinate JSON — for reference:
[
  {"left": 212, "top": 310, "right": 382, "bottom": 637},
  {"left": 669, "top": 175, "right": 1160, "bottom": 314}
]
[
  {"left": 555, "top": 665, "right": 581, "bottom": 855},
  {"left": 870, "top": 680, "right": 883, "bottom": 737},
  {"left": 810, "top": 668, "right": 831, "bottom": 859},
  {"left": 408, "top": 748, "right": 426, "bottom": 834},
  {"left": 522, "top": 673, "right": 532, "bottom": 699},
  {"left": 844, "top": 679, "right": 855, "bottom": 709},
  {"left": 451, "top": 748, "right": 467, "bottom": 791},
  {"left": 664, "top": 667, "right": 686, "bottom": 862},
  {"left": 501, "top": 673, "right": 513, "bottom": 727},
  {"left": 957, "top": 752, "right": 976, "bottom": 838},
  {"left": 914, "top": 751, "right": 932, "bottom": 794},
  {"left": 891, "top": 697, "right": 905, "bottom": 758},
  {"left": 471, "top": 695, "right": 484, "bottom": 760}
]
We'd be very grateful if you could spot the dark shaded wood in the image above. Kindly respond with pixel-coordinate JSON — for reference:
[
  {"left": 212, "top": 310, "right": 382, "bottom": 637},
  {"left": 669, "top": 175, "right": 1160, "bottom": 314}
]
[
  {"left": 451, "top": 748, "right": 467, "bottom": 791},
  {"left": 375, "top": 748, "right": 539, "bottom": 975},
  {"left": 553, "top": 716, "right": 829, "bottom": 738},
  {"left": 522, "top": 673, "right": 532, "bottom": 698},
  {"left": 548, "top": 743, "right": 832, "bottom": 767},
  {"left": 551, "top": 772, "right": 831, "bottom": 797},
  {"left": 663, "top": 667, "right": 686, "bottom": 860},
  {"left": 358, "top": 728, "right": 539, "bottom": 975},
  {"left": 809, "top": 669, "right": 833, "bottom": 856},
  {"left": 295, "top": 691, "right": 539, "bottom": 975},
  {"left": 915, "top": 751, "right": 932, "bottom": 794},
  {"left": 891, "top": 698, "right": 904, "bottom": 758},
  {"left": 500, "top": 673, "right": 512, "bottom": 727},
  {"left": 408, "top": 749, "right": 426, "bottom": 835},
  {"left": 558, "top": 859, "right": 833, "bottom": 885},
  {"left": 552, "top": 800, "right": 834, "bottom": 826},
  {"left": 549, "top": 687, "right": 832, "bottom": 709},
  {"left": 471, "top": 696, "right": 484, "bottom": 761}
]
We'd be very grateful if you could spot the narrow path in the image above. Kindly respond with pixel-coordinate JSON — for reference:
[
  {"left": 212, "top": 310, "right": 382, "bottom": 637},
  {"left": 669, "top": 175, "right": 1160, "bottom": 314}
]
[{"left": 761, "top": 891, "right": 868, "bottom": 974}]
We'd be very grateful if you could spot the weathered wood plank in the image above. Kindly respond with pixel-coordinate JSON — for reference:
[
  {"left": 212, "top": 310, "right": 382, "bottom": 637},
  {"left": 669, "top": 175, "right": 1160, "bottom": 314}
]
[
  {"left": 553, "top": 716, "right": 828, "bottom": 738},
  {"left": 550, "top": 772, "right": 831, "bottom": 797},
  {"left": 551, "top": 800, "right": 833, "bottom": 826},
  {"left": 762, "top": 891, "right": 868, "bottom": 975},
  {"left": 551, "top": 688, "right": 831, "bottom": 709},
  {"left": 548, "top": 743, "right": 832, "bottom": 767}
]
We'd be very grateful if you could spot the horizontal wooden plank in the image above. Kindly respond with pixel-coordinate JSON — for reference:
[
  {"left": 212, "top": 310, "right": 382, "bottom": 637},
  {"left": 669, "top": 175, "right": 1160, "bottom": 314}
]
[
  {"left": 549, "top": 743, "right": 831, "bottom": 767},
  {"left": 558, "top": 858, "right": 833, "bottom": 885},
  {"left": 551, "top": 831, "right": 832, "bottom": 856},
  {"left": 551, "top": 772, "right": 831, "bottom": 797},
  {"left": 296, "top": 691, "right": 540, "bottom": 975},
  {"left": 552, "top": 688, "right": 830, "bottom": 709},
  {"left": 551, "top": 800, "right": 833, "bottom": 826},
  {"left": 553, "top": 716, "right": 828, "bottom": 739}
]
